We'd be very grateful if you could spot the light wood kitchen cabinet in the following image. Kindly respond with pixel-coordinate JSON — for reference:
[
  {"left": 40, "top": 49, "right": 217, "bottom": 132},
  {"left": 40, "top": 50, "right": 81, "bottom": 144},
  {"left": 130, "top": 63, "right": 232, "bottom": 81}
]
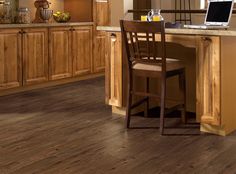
[
  {"left": 196, "top": 36, "right": 221, "bottom": 126},
  {"left": 94, "top": 31, "right": 106, "bottom": 72},
  {"left": 49, "top": 26, "right": 93, "bottom": 80},
  {"left": 0, "top": 24, "right": 97, "bottom": 96},
  {"left": 93, "top": 0, "right": 110, "bottom": 73},
  {"left": 95, "top": 0, "right": 110, "bottom": 26},
  {"left": 0, "top": 29, "right": 22, "bottom": 90},
  {"left": 72, "top": 26, "right": 92, "bottom": 76},
  {"left": 105, "top": 32, "right": 122, "bottom": 107},
  {"left": 22, "top": 28, "right": 49, "bottom": 85},
  {"left": 49, "top": 27, "right": 72, "bottom": 80}
]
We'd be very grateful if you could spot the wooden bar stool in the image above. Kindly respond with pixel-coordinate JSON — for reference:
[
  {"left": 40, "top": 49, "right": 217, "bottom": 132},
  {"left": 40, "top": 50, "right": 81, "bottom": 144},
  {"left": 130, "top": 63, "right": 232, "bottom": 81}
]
[{"left": 120, "top": 20, "right": 187, "bottom": 135}]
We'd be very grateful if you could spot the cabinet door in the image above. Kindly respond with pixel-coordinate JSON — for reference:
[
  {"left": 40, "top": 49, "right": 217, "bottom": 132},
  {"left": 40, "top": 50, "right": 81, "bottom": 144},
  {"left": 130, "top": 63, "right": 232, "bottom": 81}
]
[
  {"left": 72, "top": 26, "right": 92, "bottom": 76},
  {"left": 105, "top": 32, "right": 122, "bottom": 107},
  {"left": 22, "top": 28, "right": 48, "bottom": 85},
  {"left": 0, "top": 29, "right": 22, "bottom": 90},
  {"left": 95, "top": 0, "right": 110, "bottom": 26},
  {"left": 49, "top": 27, "right": 72, "bottom": 80},
  {"left": 94, "top": 31, "right": 106, "bottom": 72},
  {"left": 196, "top": 36, "right": 221, "bottom": 126}
]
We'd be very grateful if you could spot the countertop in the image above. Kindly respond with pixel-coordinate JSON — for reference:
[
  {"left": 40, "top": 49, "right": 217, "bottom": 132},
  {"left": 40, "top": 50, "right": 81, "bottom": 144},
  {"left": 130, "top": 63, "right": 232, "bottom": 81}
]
[
  {"left": 0, "top": 22, "right": 94, "bottom": 29},
  {"left": 97, "top": 26, "right": 236, "bottom": 37}
]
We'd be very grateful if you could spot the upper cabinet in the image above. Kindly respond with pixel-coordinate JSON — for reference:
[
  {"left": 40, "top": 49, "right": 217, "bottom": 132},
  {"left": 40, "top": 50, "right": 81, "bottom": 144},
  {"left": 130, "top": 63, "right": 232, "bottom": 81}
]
[{"left": 95, "top": 0, "right": 110, "bottom": 26}]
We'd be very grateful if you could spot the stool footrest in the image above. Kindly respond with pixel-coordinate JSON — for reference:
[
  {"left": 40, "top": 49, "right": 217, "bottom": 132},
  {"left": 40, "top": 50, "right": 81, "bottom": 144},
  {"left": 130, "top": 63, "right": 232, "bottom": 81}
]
[{"left": 131, "top": 97, "right": 149, "bottom": 109}]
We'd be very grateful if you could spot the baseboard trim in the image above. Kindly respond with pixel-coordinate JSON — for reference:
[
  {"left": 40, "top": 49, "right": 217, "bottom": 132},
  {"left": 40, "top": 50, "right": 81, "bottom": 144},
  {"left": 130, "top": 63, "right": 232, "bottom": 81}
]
[{"left": 0, "top": 73, "right": 104, "bottom": 97}]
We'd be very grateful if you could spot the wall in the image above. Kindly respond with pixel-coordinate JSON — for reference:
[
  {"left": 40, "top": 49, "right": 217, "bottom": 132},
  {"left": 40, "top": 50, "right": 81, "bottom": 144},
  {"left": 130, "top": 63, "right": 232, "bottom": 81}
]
[
  {"left": 19, "top": 0, "right": 64, "bottom": 21},
  {"left": 124, "top": 0, "right": 133, "bottom": 13},
  {"left": 110, "top": 0, "right": 123, "bottom": 26},
  {"left": 151, "top": 0, "right": 175, "bottom": 22},
  {"left": 110, "top": 0, "right": 133, "bottom": 26},
  {"left": 64, "top": 0, "right": 92, "bottom": 22},
  {"left": 110, "top": 0, "right": 174, "bottom": 26}
]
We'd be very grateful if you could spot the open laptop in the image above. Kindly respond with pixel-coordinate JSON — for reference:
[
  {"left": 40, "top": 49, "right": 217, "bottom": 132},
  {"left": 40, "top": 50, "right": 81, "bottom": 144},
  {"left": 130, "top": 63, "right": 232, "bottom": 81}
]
[{"left": 184, "top": 0, "right": 234, "bottom": 29}]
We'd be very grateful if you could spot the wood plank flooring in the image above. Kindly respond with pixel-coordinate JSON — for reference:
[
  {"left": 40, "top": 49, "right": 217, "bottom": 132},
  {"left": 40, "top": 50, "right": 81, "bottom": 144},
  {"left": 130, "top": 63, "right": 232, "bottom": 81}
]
[{"left": 0, "top": 77, "right": 236, "bottom": 174}]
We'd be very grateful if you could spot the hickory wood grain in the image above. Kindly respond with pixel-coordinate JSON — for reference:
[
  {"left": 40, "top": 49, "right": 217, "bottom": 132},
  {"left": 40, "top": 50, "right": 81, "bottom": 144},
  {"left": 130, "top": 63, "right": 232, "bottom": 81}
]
[
  {"left": 0, "top": 29, "right": 22, "bottom": 90},
  {"left": 23, "top": 28, "right": 49, "bottom": 86}
]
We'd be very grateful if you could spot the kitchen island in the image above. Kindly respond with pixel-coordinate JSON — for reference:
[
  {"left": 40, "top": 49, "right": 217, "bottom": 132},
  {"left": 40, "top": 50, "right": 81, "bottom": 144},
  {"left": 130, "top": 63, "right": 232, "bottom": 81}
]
[{"left": 98, "top": 26, "right": 236, "bottom": 136}]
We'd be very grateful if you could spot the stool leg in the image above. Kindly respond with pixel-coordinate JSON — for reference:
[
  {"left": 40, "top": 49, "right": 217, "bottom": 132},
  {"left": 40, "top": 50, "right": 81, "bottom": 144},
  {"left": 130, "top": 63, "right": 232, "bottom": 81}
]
[
  {"left": 179, "top": 70, "right": 187, "bottom": 124},
  {"left": 144, "top": 77, "right": 149, "bottom": 117},
  {"left": 160, "top": 77, "right": 166, "bottom": 135},
  {"left": 126, "top": 74, "right": 133, "bottom": 128}
]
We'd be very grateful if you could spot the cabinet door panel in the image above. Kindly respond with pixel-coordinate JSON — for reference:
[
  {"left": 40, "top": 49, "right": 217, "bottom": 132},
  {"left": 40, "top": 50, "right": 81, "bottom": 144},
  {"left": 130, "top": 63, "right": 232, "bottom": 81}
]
[
  {"left": 72, "top": 27, "right": 92, "bottom": 76},
  {"left": 105, "top": 32, "right": 122, "bottom": 107},
  {"left": 196, "top": 36, "right": 221, "bottom": 126},
  {"left": 0, "top": 29, "right": 22, "bottom": 90},
  {"left": 49, "top": 27, "right": 72, "bottom": 80},
  {"left": 96, "top": 0, "right": 110, "bottom": 26},
  {"left": 23, "top": 28, "right": 48, "bottom": 85},
  {"left": 94, "top": 31, "right": 106, "bottom": 72}
]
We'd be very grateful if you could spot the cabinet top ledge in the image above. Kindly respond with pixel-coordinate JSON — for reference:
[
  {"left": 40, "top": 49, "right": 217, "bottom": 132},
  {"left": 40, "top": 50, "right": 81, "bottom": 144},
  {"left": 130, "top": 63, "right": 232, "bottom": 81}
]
[
  {"left": 0, "top": 22, "right": 94, "bottom": 29},
  {"left": 97, "top": 26, "right": 236, "bottom": 37}
]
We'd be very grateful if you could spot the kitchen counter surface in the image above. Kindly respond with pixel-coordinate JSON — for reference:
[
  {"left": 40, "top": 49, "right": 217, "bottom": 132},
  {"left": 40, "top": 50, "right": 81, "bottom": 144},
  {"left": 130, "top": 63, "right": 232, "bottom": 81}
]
[
  {"left": 97, "top": 26, "right": 236, "bottom": 37},
  {"left": 0, "top": 22, "right": 94, "bottom": 29}
]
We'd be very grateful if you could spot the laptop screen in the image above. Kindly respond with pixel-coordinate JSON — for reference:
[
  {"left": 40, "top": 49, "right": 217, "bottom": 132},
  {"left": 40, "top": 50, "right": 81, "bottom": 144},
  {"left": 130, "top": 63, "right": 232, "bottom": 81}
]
[{"left": 206, "top": 1, "right": 233, "bottom": 22}]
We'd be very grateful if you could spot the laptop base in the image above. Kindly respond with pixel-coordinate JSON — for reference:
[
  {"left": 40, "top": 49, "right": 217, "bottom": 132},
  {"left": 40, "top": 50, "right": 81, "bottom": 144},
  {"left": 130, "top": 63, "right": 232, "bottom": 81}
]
[{"left": 183, "top": 24, "right": 229, "bottom": 30}]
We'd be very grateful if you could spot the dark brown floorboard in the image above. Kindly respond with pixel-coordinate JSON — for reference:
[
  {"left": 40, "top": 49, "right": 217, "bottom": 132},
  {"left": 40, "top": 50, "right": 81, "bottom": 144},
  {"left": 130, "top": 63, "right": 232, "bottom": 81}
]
[{"left": 0, "top": 77, "right": 236, "bottom": 174}]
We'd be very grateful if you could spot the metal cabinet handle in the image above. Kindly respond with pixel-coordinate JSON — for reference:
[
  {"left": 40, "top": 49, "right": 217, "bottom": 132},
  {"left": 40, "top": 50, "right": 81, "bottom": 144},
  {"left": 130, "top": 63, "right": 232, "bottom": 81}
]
[
  {"left": 96, "top": 0, "right": 108, "bottom": 2},
  {"left": 70, "top": 28, "right": 76, "bottom": 31},
  {"left": 18, "top": 31, "right": 26, "bottom": 34},
  {"left": 201, "top": 37, "right": 212, "bottom": 42},
  {"left": 110, "top": 33, "right": 117, "bottom": 42}
]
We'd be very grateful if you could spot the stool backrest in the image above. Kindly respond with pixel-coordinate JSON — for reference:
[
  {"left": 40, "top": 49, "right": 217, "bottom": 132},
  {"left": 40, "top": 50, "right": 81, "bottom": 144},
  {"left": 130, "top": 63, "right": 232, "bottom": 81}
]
[{"left": 120, "top": 20, "right": 166, "bottom": 72}]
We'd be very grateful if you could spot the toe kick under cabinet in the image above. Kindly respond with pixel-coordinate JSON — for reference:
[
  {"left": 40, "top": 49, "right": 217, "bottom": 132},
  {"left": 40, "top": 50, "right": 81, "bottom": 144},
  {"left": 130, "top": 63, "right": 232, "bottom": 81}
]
[{"left": 0, "top": 24, "right": 99, "bottom": 95}]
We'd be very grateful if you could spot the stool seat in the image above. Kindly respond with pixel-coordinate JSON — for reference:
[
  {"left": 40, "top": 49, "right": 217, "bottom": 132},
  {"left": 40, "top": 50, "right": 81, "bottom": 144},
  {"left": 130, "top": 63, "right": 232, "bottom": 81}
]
[{"left": 132, "top": 58, "right": 184, "bottom": 73}]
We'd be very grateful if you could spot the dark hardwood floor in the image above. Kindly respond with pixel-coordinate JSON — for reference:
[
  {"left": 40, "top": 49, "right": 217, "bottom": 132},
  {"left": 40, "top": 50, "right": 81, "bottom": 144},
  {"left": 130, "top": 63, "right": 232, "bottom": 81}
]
[{"left": 0, "top": 77, "right": 236, "bottom": 174}]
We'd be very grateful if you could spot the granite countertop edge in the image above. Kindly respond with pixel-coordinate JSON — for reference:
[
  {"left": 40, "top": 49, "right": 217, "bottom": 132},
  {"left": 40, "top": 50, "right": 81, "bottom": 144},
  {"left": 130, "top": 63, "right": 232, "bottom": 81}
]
[
  {"left": 0, "top": 22, "right": 94, "bottom": 29},
  {"left": 97, "top": 26, "right": 236, "bottom": 36}
]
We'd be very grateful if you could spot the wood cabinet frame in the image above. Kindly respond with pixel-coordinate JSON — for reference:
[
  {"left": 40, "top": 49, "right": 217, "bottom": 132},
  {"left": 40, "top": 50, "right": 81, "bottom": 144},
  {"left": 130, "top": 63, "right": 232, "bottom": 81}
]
[
  {"left": 49, "top": 27, "right": 73, "bottom": 80},
  {"left": 72, "top": 26, "right": 93, "bottom": 76},
  {"left": 0, "top": 29, "right": 22, "bottom": 90},
  {"left": 105, "top": 32, "right": 122, "bottom": 107},
  {"left": 22, "top": 28, "right": 49, "bottom": 85},
  {"left": 196, "top": 36, "right": 221, "bottom": 126}
]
